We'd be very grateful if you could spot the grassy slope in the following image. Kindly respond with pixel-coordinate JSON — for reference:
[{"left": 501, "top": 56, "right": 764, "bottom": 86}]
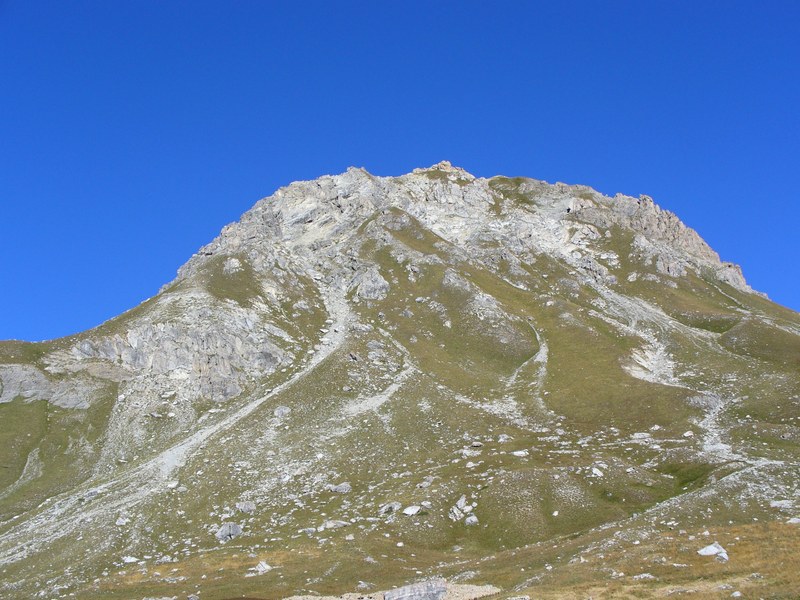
[{"left": 1, "top": 180, "right": 799, "bottom": 599}]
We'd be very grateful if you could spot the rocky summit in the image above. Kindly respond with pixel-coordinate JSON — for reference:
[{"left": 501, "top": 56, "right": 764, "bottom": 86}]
[{"left": 1, "top": 162, "right": 799, "bottom": 599}]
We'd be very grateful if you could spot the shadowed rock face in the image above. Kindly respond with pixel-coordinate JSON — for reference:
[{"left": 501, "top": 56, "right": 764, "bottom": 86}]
[{"left": 0, "top": 162, "right": 798, "bottom": 599}]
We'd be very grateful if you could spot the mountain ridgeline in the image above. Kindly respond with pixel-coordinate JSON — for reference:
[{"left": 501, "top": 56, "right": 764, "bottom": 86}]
[{"left": 1, "top": 162, "right": 799, "bottom": 599}]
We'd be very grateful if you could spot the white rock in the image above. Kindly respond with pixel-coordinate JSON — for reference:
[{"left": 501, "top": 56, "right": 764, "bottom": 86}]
[
  {"left": 215, "top": 522, "right": 243, "bottom": 542},
  {"left": 273, "top": 405, "right": 291, "bottom": 419},
  {"left": 379, "top": 501, "right": 402, "bottom": 515},
  {"left": 320, "top": 520, "right": 350, "bottom": 530},
  {"left": 384, "top": 579, "right": 447, "bottom": 600},
  {"left": 356, "top": 267, "right": 390, "bottom": 301},
  {"left": 329, "top": 482, "right": 352, "bottom": 494},
  {"left": 222, "top": 257, "right": 243, "bottom": 274},
  {"left": 697, "top": 542, "right": 728, "bottom": 561},
  {"left": 403, "top": 505, "right": 421, "bottom": 516},
  {"left": 254, "top": 561, "right": 271, "bottom": 574}
]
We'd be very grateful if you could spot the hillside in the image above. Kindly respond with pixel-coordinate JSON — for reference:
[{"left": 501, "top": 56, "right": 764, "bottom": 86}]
[{"left": 1, "top": 162, "right": 798, "bottom": 599}]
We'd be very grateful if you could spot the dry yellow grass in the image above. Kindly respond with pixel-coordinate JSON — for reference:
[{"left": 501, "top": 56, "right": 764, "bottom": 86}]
[
  {"left": 87, "top": 520, "right": 800, "bottom": 599},
  {"left": 502, "top": 520, "right": 800, "bottom": 599}
]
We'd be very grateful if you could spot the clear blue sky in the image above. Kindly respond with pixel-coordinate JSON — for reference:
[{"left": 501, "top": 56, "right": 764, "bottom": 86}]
[{"left": 1, "top": 1, "right": 798, "bottom": 341}]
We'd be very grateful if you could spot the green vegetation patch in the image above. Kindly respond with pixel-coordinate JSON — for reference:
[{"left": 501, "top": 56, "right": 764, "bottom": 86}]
[
  {"left": 488, "top": 176, "right": 541, "bottom": 209},
  {"left": 719, "top": 319, "right": 800, "bottom": 368},
  {"left": 420, "top": 168, "right": 471, "bottom": 186},
  {"left": 362, "top": 245, "right": 539, "bottom": 394},
  {"left": 0, "top": 382, "right": 117, "bottom": 519},
  {"left": 541, "top": 309, "right": 694, "bottom": 434},
  {"left": 381, "top": 208, "right": 452, "bottom": 259},
  {"left": 710, "top": 278, "right": 800, "bottom": 326},
  {"left": 205, "top": 254, "right": 263, "bottom": 307},
  {"left": 627, "top": 272, "right": 744, "bottom": 333},
  {"left": 0, "top": 340, "right": 52, "bottom": 365},
  {"left": 659, "top": 461, "right": 716, "bottom": 490},
  {"left": 0, "top": 398, "right": 48, "bottom": 491}
]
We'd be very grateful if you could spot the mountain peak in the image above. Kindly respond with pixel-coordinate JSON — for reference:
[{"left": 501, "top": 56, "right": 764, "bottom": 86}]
[
  {"left": 418, "top": 159, "right": 464, "bottom": 172},
  {"left": 177, "top": 165, "right": 755, "bottom": 298}
]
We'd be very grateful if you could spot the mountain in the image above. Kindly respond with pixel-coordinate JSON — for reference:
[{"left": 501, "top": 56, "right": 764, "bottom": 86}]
[{"left": 1, "top": 162, "right": 798, "bottom": 599}]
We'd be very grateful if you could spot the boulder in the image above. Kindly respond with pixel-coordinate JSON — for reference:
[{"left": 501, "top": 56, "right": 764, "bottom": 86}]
[
  {"left": 330, "top": 481, "right": 352, "bottom": 494},
  {"left": 384, "top": 579, "right": 447, "bottom": 600},
  {"left": 697, "top": 542, "right": 728, "bottom": 562},
  {"left": 356, "top": 267, "right": 390, "bottom": 301},
  {"left": 215, "top": 522, "right": 243, "bottom": 542},
  {"left": 320, "top": 519, "right": 350, "bottom": 530},
  {"left": 379, "top": 501, "right": 402, "bottom": 515},
  {"left": 274, "top": 405, "right": 291, "bottom": 419}
]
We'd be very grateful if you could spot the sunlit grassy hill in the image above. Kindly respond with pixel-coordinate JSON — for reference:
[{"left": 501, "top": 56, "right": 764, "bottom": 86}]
[{"left": 1, "top": 163, "right": 798, "bottom": 599}]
